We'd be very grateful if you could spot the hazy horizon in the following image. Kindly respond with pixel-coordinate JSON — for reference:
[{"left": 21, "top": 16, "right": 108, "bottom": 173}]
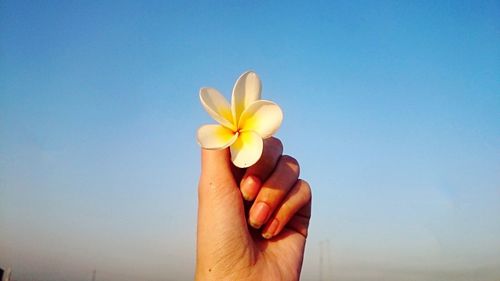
[{"left": 1, "top": 1, "right": 499, "bottom": 280}]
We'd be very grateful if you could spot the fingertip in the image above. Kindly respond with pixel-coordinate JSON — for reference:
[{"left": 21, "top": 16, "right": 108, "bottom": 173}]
[
  {"left": 262, "top": 218, "right": 280, "bottom": 239},
  {"left": 240, "top": 175, "right": 261, "bottom": 201},
  {"left": 201, "top": 148, "right": 230, "bottom": 170},
  {"left": 248, "top": 201, "right": 271, "bottom": 229}
]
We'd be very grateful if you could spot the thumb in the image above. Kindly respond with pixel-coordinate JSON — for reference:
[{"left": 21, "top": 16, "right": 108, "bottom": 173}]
[
  {"left": 198, "top": 148, "right": 243, "bottom": 213},
  {"left": 196, "top": 149, "right": 252, "bottom": 277},
  {"left": 197, "top": 148, "right": 249, "bottom": 246},
  {"left": 200, "top": 148, "right": 236, "bottom": 187}
]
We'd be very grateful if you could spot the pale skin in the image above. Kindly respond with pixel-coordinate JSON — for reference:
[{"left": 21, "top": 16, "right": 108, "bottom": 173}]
[{"left": 196, "top": 138, "right": 312, "bottom": 281}]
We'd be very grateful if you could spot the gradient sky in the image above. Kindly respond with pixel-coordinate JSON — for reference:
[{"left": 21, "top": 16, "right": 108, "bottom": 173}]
[{"left": 1, "top": 1, "right": 499, "bottom": 280}]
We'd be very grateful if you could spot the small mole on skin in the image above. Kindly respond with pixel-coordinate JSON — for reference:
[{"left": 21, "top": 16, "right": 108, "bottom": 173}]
[{"left": 208, "top": 268, "right": 212, "bottom": 272}]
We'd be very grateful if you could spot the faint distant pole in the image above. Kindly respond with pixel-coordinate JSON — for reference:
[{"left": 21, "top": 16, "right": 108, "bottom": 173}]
[
  {"left": 319, "top": 241, "right": 324, "bottom": 281},
  {"left": 319, "top": 240, "right": 331, "bottom": 281},
  {"left": 91, "top": 269, "right": 96, "bottom": 281},
  {"left": 326, "top": 240, "right": 332, "bottom": 279}
]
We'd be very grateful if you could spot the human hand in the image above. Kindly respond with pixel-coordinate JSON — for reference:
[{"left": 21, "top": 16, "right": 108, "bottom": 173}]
[{"left": 195, "top": 138, "right": 312, "bottom": 281}]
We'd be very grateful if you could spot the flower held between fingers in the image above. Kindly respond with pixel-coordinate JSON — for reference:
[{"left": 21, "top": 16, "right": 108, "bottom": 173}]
[{"left": 197, "top": 71, "right": 283, "bottom": 168}]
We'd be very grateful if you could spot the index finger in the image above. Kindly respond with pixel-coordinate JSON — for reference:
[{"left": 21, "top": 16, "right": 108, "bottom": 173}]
[{"left": 240, "top": 137, "right": 283, "bottom": 201}]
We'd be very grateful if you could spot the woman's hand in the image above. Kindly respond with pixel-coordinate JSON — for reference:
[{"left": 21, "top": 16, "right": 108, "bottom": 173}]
[{"left": 196, "top": 138, "right": 312, "bottom": 281}]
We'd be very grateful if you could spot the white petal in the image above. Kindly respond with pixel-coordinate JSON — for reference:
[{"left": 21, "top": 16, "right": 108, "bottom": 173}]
[
  {"left": 230, "top": 130, "right": 263, "bottom": 168},
  {"left": 231, "top": 71, "right": 262, "bottom": 124},
  {"left": 197, "top": 124, "right": 238, "bottom": 150},
  {"left": 238, "top": 100, "right": 283, "bottom": 139},
  {"left": 200, "top": 87, "right": 236, "bottom": 130}
]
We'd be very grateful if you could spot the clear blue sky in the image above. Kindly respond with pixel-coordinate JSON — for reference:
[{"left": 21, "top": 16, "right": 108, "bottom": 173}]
[{"left": 1, "top": 1, "right": 499, "bottom": 280}]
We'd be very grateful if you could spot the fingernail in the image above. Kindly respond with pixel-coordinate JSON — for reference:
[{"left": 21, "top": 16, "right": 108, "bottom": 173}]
[
  {"left": 249, "top": 201, "right": 270, "bottom": 229},
  {"left": 241, "top": 175, "right": 260, "bottom": 201},
  {"left": 241, "top": 191, "right": 251, "bottom": 201},
  {"left": 240, "top": 176, "right": 252, "bottom": 200},
  {"left": 262, "top": 218, "right": 279, "bottom": 239}
]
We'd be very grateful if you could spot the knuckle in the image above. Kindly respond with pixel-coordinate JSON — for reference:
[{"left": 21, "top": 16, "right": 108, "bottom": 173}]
[
  {"left": 250, "top": 138, "right": 283, "bottom": 177},
  {"left": 298, "top": 179, "right": 312, "bottom": 202},
  {"left": 267, "top": 137, "right": 283, "bottom": 153},
  {"left": 280, "top": 155, "right": 300, "bottom": 175}
]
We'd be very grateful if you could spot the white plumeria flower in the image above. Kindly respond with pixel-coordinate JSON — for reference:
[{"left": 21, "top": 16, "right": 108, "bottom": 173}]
[{"left": 197, "top": 71, "right": 283, "bottom": 168}]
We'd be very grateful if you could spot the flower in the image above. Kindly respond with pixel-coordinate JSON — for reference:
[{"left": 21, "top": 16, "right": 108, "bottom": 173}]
[{"left": 197, "top": 71, "right": 283, "bottom": 168}]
